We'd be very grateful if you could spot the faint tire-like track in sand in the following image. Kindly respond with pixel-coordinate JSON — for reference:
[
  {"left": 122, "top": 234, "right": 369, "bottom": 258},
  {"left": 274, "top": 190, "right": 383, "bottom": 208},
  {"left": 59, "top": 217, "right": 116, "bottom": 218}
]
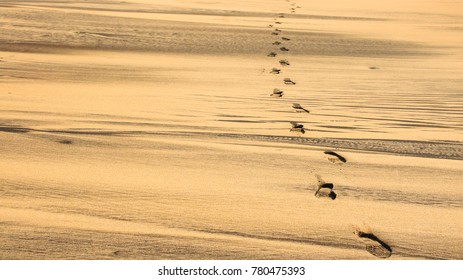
[
  {"left": 162, "top": 132, "right": 463, "bottom": 160},
  {"left": 2, "top": 125, "right": 461, "bottom": 160}
]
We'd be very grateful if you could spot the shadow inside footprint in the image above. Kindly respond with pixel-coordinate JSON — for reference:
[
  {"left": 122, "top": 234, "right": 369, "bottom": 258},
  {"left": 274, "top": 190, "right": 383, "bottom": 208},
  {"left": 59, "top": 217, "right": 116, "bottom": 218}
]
[
  {"left": 272, "top": 31, "right": 280, "bottom": 36},
  {"left": 267, "top": 52, "right": 277, "bottom": 57},
  {"left": 270, "top": 88, "right": 284, "bottom": 97},
  {"left": 279, "top": 59, "right": 290, "bottom": 66},
  {"left": 324, "top": 150, "right": 347, "bottom": 163},
  {"left": 273, "top": 41, "right": 282, "bottom": 45},
  {"left": 355, "top": 231, "right": 392, "bottom": 258},
  {"left": 292, "top": 103, "right": 310, "bottom": 113},
  {"left": 289, "top": 121, "right": 305, "bottom": 134},
  {"left": 280, "top": 47, "right": 289, "bottom": 51},
  {"left": 270, "top": 68, "right": 281, "bottom": 74},
  {"left": 284, "top": 78, "right": 295, "bottom": 85},
  {"left": 314, "top": 183, "right": 337, "bottom": 200}
]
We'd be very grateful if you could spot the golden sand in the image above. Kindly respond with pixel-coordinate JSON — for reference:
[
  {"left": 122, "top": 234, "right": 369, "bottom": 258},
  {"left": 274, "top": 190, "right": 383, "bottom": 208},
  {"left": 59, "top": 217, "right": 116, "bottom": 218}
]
[{"left": 1, "top": 0, "right": 462, "bottom": 259}]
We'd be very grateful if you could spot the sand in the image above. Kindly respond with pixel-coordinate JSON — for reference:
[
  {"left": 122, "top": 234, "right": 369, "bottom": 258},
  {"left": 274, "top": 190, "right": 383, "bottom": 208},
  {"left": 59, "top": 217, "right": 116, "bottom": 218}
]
[{"left": 0, "top": 0, "right": 462, "bottom": 259}]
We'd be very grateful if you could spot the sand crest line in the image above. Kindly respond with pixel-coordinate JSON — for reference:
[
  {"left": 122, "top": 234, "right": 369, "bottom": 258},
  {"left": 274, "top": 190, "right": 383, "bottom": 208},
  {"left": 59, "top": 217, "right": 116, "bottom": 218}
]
[{"left": 0, "top": 206, "right": 366, "bottom": 254}]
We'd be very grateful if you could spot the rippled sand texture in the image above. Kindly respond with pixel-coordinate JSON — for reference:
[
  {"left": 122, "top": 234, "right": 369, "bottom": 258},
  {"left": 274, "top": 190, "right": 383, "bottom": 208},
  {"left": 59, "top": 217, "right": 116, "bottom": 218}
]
[{"left": 1, "top": 0, "right": 463, "bottom": 259}]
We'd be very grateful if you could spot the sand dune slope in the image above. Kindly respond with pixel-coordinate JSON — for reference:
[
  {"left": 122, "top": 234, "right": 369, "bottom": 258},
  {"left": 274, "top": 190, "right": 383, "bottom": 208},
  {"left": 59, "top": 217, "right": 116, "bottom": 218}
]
[{"left": 1, "top": 0, "right": 462, "bottom": 259}]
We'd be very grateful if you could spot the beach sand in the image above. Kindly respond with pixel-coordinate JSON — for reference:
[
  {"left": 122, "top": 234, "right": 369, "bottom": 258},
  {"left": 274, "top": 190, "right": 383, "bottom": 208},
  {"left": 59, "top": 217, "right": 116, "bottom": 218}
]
[{"left": 1, "top": 0, "right": 462, "bottom": 259}]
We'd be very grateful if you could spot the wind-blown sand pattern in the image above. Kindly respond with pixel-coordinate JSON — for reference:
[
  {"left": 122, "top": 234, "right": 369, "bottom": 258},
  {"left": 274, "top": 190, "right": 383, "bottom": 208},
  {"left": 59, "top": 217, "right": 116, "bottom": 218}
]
[{"left": 1, "top": 0, "right": 462, "bottom": 259}]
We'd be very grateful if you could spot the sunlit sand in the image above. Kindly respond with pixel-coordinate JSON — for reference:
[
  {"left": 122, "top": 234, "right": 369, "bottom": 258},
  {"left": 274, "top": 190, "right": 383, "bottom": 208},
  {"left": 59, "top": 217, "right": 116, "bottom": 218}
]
[{"left": 1, "top": 0, "right": 462, "bottom": 259}]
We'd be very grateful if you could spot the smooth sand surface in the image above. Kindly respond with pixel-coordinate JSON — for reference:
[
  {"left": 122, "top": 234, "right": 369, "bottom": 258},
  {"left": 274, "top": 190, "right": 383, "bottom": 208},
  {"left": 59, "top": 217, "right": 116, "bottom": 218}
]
[{"left": 1, "top": 0, "right": 462, "bottom": 259}]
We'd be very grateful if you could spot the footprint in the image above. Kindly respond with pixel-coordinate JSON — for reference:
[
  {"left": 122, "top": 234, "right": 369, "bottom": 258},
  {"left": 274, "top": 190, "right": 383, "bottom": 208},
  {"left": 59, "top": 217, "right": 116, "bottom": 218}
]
[
  {"left": 280, "top": 47, "right": 289, "bottom": 52},
  {"left": 282, "top": 37, "right": 291, "bottom": 41},
  {"left": 278, "top": 14, "right": 285, "bottom": 18},
  {"left": 267, "top": 52, "right": 277, "bottom": 57},
  {"left": 272, "top": 31, "right": 280, "bottom": 36},
  {"left": 268, "top": 24, "right": 274, "bottom": 27},
  {"left": 290, "top": 121, "right": 305, "bottom": 134},
  {"left": 292, "top": 103, "right": 309, "bottom": 113},
  {"left": 284, "top": 78, "right": 296, "bottom": 85},
  {"left": 275, "top": 21, "right": 282, "bottom": 24},
  {"left": 324, "top": 150, "right": 347, "bottom": 163},
  {"left": 273, "top": 41, "right": 282, "bottom": 45},
  {"left": 275, "top": 28, "right": 282, "bottom": 32},
  {"left": 314, "top": 183, "right": 337, "bottom": 200},
  {"left": 354, "top": 230, "right": 392, "bottom": 259},
  {"left": 369, "top": 66, "right": 379, "bottom": 70},
  {"left": 279, "top": 59, "right": 290, "bottom": 66},
  {"left": 270, "top": 68, "right": 281, "bottom": 74},
  {"left": 270, "top": 88, "right": 284, "bottom": 97}
]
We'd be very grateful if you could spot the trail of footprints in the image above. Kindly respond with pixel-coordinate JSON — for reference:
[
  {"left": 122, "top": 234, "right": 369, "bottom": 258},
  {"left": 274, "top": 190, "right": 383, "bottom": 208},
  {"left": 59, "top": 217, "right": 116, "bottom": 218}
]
[{"left": 264, "top": 1, "right": 392, "bottom": 259}]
